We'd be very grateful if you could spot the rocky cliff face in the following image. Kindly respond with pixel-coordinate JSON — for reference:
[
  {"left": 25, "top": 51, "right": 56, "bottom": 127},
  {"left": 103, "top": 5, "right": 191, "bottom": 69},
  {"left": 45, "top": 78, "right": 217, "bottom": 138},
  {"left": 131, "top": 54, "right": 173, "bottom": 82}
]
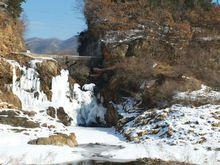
[
  {"left": 0, "top": 53, "right": 106, "bottom": 127},
  {"left": 83, "top": 2, "right": 219, "bottom": 58},
  {"left": 81, "top": 0, "right": 220, "bottom": 64},
  {"left": 79, "top": 0, "right": 220, "bottom": 126},
  {"left": 0, "top": 2, "right": 107, "bottom": 136},
  {"left": 0, "top": 11, "right": 25, "bottom": 56}
]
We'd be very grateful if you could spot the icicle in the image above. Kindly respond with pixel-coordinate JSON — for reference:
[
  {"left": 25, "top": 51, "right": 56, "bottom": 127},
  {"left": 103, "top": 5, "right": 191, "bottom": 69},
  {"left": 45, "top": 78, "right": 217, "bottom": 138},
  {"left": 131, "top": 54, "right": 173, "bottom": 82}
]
[{"left": 7, "top": 59, "right": 106, "bottom": 126}]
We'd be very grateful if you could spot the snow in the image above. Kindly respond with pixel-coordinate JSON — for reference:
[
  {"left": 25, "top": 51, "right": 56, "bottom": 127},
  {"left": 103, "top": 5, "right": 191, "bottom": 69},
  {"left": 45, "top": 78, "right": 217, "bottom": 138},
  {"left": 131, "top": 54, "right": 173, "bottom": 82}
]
[
  {"left": 0, "top": 124, "right": 219, "bottom": 164},
  {"left": 174, "top": 85, "right": 220, "bottom": 102},
  {"left": 122, "top": 104, "right": 220, "bottom": 145},
  {"left": 198, "top": 36, "right": 220, "bottom": 41},
  {"left": 113, "top": 96, "right": 220, "bottom": 164},
  {"left": 7, "top": 59, "right": 49, "bottom": 111},
  {"left": 101, "top": 29, "right": 145, "bottom": 44},
  {"left": 82, "top": 83, "right": 96, "bottom": 92}
]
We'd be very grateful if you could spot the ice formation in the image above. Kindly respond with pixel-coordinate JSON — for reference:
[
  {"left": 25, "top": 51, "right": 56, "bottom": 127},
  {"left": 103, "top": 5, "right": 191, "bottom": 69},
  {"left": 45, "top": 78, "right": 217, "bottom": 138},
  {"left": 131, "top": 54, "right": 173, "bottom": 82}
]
[{"left": 7, "top": 59, "right": 106, "bottom": 126}]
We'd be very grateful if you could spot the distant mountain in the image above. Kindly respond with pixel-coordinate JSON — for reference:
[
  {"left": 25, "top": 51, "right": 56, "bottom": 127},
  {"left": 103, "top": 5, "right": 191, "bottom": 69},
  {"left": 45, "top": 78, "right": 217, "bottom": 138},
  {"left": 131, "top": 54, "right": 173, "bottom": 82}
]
[{"left": 25, "top": 36, "right": 79, "bottom": 55}]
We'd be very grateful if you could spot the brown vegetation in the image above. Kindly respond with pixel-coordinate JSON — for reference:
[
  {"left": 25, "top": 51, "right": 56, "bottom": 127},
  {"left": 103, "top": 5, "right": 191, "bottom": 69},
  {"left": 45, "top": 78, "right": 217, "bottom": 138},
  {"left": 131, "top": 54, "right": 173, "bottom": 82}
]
[
  {"left": 80, "top": 1, "right": 220, "bottom": 127},
  {"left": 0, "top": 11, "right": 25, "bottom": 56}
]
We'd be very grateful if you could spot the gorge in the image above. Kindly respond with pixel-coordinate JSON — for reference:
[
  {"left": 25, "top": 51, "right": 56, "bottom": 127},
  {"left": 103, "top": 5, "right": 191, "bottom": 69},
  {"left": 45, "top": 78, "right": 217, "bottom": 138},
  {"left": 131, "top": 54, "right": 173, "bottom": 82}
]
[{"left": 0, "top": 0, "right": 220, "bottom": 164}]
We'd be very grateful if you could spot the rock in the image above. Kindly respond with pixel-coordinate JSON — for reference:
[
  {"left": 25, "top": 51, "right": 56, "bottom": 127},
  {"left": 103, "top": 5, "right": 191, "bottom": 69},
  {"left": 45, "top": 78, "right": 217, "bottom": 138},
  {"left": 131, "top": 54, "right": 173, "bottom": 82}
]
[
  {"left": 167, "top": 127, "right": 173, "bottom": 137},
  {"left": 151, "top": 129, "right": 160, "bottom": 135},
  {"left": 105, "top": 103, "right": 120, "bottom": 127},
  {"left": 0, "top": 110, "right": 39, "bottom": 128},
  {"left": 136, "top": 158, "right": 191, "bottom": 165},
  {"left": 198, "top": 137, "right": 207, "bottom": 144},
  {"left": 0, "top": 58, "right": 13, "bottom": 85},
  {"left": 23, "top": 111, "right": 37, "bottom": 117},
  {"left": 0, "top": 110, "right": 18, "bottom": 116},
  {"left": 0, "top": 116, "right": 39, "bottom": 128},
  {"left": 57, "top": 107, "right": 72, "bottom": 126},
  {"left": 47, "top": 107, "right": 73, "bottom": 126},
  {"left": 48, "top": 125, "right": 56, "bottom": 129},
  {"left": 117, "top": 116, "right": 135, "bottom": 130},
  {"left": 137, "top": 130, "right": 148, "bottom": 137},
  {"left": 28, "top": 133, "right": 78, "bottom": 147},
  {"left": 107, "top": 44, "right": 129, "bottom": 58},
  {"left": 4, "top": 53, "right": 32, "bottom": 67},
  {"left": 0, "top": 59, "right": 22, "bottom": 109},
  {"left": 0, "top": 102, "right": 18, "bottom": 109},
  {"left": 212, "top": 122, "right": 220, "bottom": 127},
  {"left": 0, "top": 91, "right": 22, "bottom": 109},
  {"left": 41, "top": 123, "right": 47, "bottom": 127},
  {"left": 36, "top": 60, "right": 61, "bottom": 100},
  {"left": 0, "top": 11, "right": 25, "bottom": 57},
  {"left": 11, "top": 128, "right": 27, "bottom": 133},
  {"left": 47, "top": 106, "right": 56, "bottom": 118}
]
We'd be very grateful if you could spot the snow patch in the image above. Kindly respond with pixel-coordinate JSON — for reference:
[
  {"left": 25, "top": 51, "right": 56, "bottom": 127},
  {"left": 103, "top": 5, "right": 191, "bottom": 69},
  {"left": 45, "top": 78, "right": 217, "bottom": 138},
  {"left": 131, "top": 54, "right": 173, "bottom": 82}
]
[
  {"left": 113, "top": 96, "right": 220, "bottom": 164},
  {"left": 101, "top": 30, "right": 145, "bottom": 44},
  {"left": 174, "top": 85, "right": 220, "bottom": 102}
]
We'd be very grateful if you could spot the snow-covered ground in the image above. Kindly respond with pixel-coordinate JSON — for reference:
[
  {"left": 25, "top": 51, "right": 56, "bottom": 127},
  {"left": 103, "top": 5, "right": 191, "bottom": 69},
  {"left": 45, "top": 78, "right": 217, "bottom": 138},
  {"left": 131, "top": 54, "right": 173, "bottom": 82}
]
[
  {"left": 174, "top": 84, "right": 220, "bottom": 102},
  {"left": 0, "top": 124, "right": 219, "bottom": 164},
  {"left": 0, "top": 57, "right": 219, "bottom": 164},
  {"left": 112, "top": 86, "right": 220, "bottom": 165}
]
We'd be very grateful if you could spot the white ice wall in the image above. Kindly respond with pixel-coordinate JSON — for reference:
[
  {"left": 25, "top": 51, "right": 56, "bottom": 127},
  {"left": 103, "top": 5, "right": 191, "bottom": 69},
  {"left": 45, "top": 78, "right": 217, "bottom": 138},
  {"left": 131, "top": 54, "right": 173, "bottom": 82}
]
[{"left": 7, "top": 59, "right": 106, "bottom": 126}]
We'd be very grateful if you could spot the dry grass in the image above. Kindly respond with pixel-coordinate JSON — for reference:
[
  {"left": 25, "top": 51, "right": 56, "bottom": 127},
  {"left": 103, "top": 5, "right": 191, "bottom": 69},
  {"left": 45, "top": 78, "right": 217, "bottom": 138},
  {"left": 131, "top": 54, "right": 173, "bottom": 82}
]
[
  {"left": 105, "top": 56, "right": 202, "bottom": 108},
  {"left": 84, "top": 0, "right": 220, "bottom": 109},
  {"left": 0, "top": 11, "right": 25, "bottom": 56}
]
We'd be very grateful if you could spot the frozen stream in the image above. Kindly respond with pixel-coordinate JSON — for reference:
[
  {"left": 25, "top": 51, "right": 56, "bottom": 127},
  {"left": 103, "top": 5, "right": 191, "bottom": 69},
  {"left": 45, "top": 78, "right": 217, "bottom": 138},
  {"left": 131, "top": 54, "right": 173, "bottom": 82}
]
[
  {"left": 0, "top": 126, "right": 219, "bottom": 164},
  {"left": 0, "top": 127, "right": 141, "bottom": 164}
]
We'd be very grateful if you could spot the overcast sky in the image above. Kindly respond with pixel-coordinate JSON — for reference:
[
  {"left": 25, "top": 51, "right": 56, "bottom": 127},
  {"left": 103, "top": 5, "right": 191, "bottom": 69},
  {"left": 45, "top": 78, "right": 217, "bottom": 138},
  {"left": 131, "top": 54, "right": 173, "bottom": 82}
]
[{"left": 23, "top": 0, "right": 87, "bottom": 40}]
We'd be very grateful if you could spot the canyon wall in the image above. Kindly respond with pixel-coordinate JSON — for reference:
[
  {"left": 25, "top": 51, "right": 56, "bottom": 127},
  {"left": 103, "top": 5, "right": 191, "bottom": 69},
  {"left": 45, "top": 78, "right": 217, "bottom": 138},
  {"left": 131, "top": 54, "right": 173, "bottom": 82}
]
[{"left": 79, "top": 0, "right": 220, "bottom": 126}]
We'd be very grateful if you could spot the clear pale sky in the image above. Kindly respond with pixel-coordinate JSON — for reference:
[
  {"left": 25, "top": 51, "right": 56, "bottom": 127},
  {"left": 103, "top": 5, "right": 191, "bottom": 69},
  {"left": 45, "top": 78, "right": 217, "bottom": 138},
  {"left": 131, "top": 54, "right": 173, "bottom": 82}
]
[
  {"left": 23, "top": 0, "right": 219, "bottom": 40},
  {"left": 22, "top": 0, "right": 87, "bottom": 40}
]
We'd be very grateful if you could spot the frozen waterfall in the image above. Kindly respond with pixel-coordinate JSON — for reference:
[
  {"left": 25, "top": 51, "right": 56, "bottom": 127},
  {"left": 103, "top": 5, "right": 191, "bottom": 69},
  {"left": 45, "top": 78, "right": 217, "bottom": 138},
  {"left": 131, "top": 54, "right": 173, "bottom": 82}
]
[{"left": 7, "top": 59, "right": 106, "bottom": 126}]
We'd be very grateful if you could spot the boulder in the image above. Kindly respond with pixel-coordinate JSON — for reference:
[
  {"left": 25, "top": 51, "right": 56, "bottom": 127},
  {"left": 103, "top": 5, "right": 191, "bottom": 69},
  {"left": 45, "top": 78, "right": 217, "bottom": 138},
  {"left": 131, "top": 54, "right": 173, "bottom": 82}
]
[
  {"left": 0, "top": 90, "right": 22, "bottom": 109},
  {"left": 28, "top": 133, "right": 78, "bottom": 147},
  {"left": 47, "top": 107, "right": 73, "bottom": 126},
  {"left": 0, "top": 110, "right": 39, "bottom": 128}
]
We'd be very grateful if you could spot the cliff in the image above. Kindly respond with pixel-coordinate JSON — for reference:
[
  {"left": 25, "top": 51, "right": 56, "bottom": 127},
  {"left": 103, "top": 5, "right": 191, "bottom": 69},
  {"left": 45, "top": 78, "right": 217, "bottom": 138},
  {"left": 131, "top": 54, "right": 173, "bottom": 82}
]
[
  {"left": 0, "top": 6, "right": 25, "bottom": 109},
  {"left": 79, "top": 0, "right": 220, "bottom": 125},
  {"left": 0, "top": 10, "right": 25, "bottom": 56}
]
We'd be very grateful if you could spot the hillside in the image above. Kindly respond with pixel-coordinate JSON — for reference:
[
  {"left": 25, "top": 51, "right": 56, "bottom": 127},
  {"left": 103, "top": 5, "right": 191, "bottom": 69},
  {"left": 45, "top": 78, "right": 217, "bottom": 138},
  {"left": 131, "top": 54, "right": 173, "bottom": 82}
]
[
  {"left": 0, "top": 11, "right": 25, "bottom": 56},
  {"left": 26, "top": 36, "right": 78, "bottom": 55},
  {"left": 78, "top": 1, "right": 220, "bottom": 163},
  {"left": 79, "top": 0, "right": 220, "bottom": 113}
]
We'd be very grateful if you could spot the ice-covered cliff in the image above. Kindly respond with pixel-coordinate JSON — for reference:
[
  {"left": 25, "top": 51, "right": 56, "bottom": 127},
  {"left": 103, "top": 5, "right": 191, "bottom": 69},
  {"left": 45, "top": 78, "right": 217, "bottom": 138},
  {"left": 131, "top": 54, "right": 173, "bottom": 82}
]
[{"left": 5, "top": 57, "right": 106, "bottom": 126}]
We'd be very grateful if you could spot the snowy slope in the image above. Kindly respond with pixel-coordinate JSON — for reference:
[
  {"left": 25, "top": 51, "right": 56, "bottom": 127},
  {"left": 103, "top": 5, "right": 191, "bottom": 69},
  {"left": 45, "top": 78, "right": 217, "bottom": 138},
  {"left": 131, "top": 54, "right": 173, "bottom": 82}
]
[{"left": 0, "top": 56, "right": 219, "bottom": 164}]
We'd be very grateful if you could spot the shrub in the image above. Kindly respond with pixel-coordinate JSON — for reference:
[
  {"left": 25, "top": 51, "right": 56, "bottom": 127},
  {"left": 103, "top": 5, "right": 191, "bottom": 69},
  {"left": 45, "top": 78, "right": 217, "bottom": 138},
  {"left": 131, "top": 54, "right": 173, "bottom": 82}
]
[{"left": 6, "top": 0, "right": 26, "bottom": 18}]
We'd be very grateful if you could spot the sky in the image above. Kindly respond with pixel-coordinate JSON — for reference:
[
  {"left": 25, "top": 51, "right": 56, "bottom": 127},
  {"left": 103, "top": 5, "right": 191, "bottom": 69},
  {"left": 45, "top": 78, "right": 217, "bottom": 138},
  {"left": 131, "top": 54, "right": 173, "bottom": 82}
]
[
  {"left": 23, "top": 0, "right": 219, "bottom": 40},
  {"left": 22, "top": 0, "right": 87, "bottom": 40}
]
